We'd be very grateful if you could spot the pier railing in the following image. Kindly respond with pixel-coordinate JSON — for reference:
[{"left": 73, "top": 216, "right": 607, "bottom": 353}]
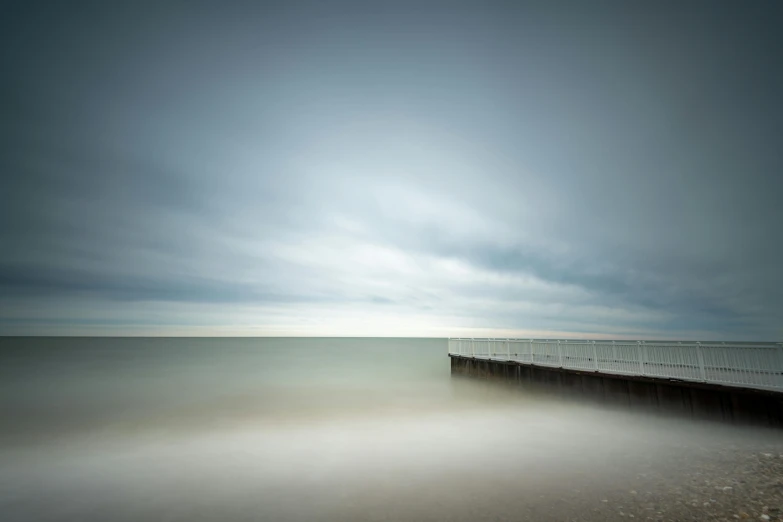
[{"left": 448, "top": 338, "right": 783, "bottom": 392}]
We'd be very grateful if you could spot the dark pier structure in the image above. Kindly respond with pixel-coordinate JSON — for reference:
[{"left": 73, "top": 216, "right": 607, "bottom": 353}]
[{"left": 450, "top": 351, "right": 783, "bottom": 428}]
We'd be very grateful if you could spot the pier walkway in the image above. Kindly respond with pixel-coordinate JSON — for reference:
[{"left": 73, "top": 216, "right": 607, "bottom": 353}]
[{"left": 448, "top": 338, "right": 783, "bottom": 392}]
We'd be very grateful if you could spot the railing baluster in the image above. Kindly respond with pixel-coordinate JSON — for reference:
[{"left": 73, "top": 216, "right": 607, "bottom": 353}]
[
  {"left": 557, "top": 340, "right": 563, "bottom": 368},
  {"left": 638, "top": 341, "right": 645, "bottom": 376},
  {"left": 696, "top": 343, "right": 707, "bottom": 382},
  {"left": 778, "top": 344, "right": 783, "bottom": 389}
]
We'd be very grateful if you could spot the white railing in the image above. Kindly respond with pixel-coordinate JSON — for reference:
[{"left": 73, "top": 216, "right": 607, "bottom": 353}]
[{"left": 448, "top": 338, "right": 783, "bottom": 392}]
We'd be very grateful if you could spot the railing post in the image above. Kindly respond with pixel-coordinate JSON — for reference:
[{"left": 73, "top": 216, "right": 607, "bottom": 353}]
[
  {"left": 530, "top": 339, "right": 535, "bottom": 365},
  {"left": 638, "top": 341, "right": 645, "bottom": 376},
  {"left": 778, "top": 343, "right": 783, "bottom": 388},
  {"left": 471, "top": 338, "right": 475, "bottom": 358},
  {"left": 696, "top": 342, "right": 707, "bottom": 381},
  {"left": 507, "top": 338, "right": 510, "bottom": 360},
  {"left": 609, "top": 340, "right": 616, "bottom": 372},
  {"left": 557, "top": 339, "right": 563, "bottom": 367},
  {"left": 592, "top": 340, "right": 598, "bottom": 371}
]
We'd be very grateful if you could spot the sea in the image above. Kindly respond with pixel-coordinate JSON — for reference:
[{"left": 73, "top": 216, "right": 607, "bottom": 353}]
[{"left": 0, "top": 337, "right": 780, "bottom": 521}]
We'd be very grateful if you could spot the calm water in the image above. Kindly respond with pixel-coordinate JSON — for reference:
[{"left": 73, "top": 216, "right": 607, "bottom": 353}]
[{"left": 0, "top": 337, "right": 780, "bottom": 521}]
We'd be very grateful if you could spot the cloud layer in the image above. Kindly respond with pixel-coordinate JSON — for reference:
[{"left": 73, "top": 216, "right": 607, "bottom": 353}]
[{"left": 2, "top": 2, "right": 781, "bottom": 339}]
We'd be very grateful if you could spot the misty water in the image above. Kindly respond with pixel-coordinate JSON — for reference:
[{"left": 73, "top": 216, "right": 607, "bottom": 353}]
[{"left": 1, "top": 337, "right": 780, "bottom": 522}]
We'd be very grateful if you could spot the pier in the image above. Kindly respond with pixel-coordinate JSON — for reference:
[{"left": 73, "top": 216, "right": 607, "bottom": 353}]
[{"left": 449, "top": 338, "right": 783, "bottom": 426}]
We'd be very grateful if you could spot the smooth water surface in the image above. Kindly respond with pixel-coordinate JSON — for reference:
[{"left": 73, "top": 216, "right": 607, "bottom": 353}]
[{"left": 1, "top": 337, "right": 780, "bottom": 521}]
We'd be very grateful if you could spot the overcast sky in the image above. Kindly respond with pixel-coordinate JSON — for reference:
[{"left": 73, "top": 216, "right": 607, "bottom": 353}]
[{"left": 1, "top": 2, "right": 781, "bottom": 339}]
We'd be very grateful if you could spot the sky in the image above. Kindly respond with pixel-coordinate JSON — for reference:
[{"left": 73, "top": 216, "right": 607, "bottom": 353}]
[{"left": 1, "top": 1, "right": 781, "bottom": 340}]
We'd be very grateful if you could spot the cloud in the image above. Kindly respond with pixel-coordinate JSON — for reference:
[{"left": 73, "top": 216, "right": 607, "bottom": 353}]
[{"left": 1, "top": 2, "right": 781, "bottom": 340}]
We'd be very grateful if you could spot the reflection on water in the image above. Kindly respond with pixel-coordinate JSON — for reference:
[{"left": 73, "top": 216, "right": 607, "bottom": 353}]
[{"left": 0, "top": 337, "right": 780, "bottom": 521}]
